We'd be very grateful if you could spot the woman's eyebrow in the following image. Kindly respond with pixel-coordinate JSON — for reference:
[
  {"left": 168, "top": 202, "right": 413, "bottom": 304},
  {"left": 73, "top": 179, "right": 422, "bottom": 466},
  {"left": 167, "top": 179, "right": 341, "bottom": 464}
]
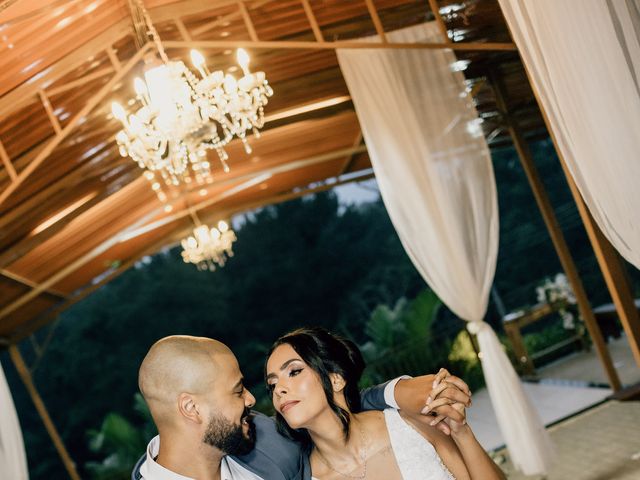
[{"left": 266, "top": 358, "right": 301, "bottom": 380}]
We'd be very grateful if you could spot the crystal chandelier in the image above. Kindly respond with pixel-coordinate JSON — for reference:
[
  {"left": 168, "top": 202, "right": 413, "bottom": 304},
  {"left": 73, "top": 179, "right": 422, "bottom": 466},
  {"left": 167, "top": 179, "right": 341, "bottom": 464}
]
[
  {"left": 111, "top": 0, "right": 273, "bottom": 191},
  {"left": 181, "top": 220, "right": 237, "bottom": 271}
]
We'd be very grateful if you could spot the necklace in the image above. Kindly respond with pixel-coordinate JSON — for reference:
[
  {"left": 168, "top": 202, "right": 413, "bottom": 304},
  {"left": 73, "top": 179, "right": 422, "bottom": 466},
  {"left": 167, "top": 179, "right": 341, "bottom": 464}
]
[{"left": 314, "top": 423, "right": 368, "bottom": 479}]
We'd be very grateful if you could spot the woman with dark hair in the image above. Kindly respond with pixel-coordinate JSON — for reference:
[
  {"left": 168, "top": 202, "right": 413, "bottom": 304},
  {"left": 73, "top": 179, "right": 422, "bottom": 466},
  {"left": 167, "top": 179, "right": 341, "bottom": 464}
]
[{"left": 265, "top": 327, "right": 505, "bottom": 480}]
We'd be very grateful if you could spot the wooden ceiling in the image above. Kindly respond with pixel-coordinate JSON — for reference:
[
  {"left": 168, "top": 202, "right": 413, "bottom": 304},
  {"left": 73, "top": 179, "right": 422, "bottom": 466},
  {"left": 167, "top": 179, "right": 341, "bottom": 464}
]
[{"left": 0, "top": 0, "right": 544, "bottom": 344}]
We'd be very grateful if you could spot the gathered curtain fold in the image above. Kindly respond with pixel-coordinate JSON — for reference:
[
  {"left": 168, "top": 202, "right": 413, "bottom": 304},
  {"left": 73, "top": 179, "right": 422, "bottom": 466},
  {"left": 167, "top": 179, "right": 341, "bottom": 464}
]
[
  {"left": 498, "top": 0, "right": 640, "bottom": 268},
  {"left": 337, "top": 22, "right": 552, "bottom": 475},
  {"left": 0, "top": 363, "right": 29, "bottom": 479}
]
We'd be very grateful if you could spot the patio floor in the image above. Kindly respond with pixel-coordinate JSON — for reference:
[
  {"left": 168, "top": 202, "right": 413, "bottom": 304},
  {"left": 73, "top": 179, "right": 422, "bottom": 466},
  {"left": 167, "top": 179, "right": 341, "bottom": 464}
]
[
  {"left": 466, "top": 335, "right": 640, "bottom": 478},
  {"left": 496, "top": 400, "right": 640, "bottom": 480}
]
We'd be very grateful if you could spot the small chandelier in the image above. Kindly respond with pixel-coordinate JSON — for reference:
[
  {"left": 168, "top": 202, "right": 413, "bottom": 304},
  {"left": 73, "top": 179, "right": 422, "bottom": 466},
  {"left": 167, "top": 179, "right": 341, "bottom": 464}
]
[
  {"left": 181, "top": 220, "right": 237, "bottom": 271},
  {"left": 111, "top": 0, "right": 273, "bottom": 191}
]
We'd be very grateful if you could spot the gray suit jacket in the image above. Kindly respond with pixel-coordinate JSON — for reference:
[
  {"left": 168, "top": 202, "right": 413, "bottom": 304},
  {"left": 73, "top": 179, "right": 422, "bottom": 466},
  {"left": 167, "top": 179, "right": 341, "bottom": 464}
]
[{"left": 131, "top": 382, "right": 389, "bottom": 480}]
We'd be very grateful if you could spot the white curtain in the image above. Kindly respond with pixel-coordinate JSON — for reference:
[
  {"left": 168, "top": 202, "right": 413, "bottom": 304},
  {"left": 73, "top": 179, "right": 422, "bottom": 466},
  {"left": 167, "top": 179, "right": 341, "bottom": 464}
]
[
  {"left": 0, "top": 363, "right": 29, "bottom": 479},
  {"left": 498, "top": 0, "right": 640, "bottom": 268},
  {"left": 337, "top": 23, "right": 552, "bottom": 475}
]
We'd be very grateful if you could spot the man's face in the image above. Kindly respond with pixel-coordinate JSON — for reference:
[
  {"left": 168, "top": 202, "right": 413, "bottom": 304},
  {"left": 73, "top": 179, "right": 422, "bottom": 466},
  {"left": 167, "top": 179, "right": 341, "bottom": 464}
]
[{"left": 202, "top": 352, "right": 257, "bottom": 455}]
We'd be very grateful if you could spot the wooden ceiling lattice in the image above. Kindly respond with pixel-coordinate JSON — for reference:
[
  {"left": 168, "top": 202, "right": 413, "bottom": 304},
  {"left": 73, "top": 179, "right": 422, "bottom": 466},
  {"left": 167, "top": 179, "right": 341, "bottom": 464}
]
[{"left": 0, "top": 0, "right": 543, "bottom": 344}]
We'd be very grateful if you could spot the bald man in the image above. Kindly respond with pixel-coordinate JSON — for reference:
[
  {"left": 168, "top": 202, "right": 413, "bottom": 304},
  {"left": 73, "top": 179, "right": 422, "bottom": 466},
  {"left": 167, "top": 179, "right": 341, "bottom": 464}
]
[{"left": 133, "top": 335, "right": 471, "bottom": 480}]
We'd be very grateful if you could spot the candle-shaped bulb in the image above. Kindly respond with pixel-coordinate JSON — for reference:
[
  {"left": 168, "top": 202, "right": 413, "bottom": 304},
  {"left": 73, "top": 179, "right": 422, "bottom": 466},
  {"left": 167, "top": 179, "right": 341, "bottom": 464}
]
[
  {"left": 190, "top": 49, "right": 206, "bottom": 76},
  {"left": 218, "top": 220, "right": 229, "bottom": 232},
  {"left": 111, "top": 102, "right": 127, "bottom": 122},
  {"left": 237, "top": 48, "right": 250, "bottom": 75},
  {"left": 134, "top": 77, "right": 148, "bottom": 97}
]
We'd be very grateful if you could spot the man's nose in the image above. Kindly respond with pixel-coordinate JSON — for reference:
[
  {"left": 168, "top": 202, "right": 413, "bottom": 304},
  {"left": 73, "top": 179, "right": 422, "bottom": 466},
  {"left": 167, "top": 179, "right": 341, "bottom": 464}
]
[{"left": 245, "top": 389, "right": 256, "bottom": 408}]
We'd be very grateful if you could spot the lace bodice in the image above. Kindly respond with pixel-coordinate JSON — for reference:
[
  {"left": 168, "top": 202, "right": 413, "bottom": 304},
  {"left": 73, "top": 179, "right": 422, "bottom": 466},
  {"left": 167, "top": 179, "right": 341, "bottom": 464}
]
[{"left": 383, "top": 408, "right": 455, "bottom": 480}]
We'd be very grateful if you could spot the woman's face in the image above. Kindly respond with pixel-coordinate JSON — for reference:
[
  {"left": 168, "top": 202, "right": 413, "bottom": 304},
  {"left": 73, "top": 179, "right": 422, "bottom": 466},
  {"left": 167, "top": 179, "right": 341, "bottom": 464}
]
[{"left": 266, "top": 343, "right": 329, "bottom": 429}]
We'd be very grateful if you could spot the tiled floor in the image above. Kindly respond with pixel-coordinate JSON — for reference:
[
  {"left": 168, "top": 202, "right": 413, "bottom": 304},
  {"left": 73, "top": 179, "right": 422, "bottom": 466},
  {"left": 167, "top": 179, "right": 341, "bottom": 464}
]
[
  {"left": 496, "top": 401, "right": 640, "bottom": 480},
  {"left": 466, "top": 335, "right": 640, "bottom": 478},
  {"left": 536, "top": 335, "right": 640, "bottom": 388}
]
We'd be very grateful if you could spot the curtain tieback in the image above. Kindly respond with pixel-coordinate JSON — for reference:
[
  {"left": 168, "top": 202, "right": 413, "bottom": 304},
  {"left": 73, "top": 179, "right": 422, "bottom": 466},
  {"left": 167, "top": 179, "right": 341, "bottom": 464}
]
[{"left": 466, "top": 320, "right": 489, "bottom": 335}]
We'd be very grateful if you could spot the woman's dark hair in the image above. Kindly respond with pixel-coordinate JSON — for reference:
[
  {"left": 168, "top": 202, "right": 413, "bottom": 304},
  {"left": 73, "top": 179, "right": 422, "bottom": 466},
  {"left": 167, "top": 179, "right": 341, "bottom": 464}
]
[{"left": 265, "top": 326, "right": 366, "bottom": 451}]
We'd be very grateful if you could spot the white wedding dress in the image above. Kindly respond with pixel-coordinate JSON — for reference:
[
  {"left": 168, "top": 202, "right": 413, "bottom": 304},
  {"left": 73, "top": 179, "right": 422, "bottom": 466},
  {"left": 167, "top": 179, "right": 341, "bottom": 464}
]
[
  {"left": 383, "top": 408, "right": 455, "bottom": 479},
  {"left": 312, "top": 409, "right": 455, "bottom": 480}
]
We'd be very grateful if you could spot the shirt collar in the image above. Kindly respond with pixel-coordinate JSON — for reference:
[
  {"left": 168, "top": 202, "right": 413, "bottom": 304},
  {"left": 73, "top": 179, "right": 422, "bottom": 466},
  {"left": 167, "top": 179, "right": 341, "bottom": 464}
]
[
  {"left": 140, "top": 435, "right": 240, "bottom": 480},
  {"left": 140, "top": 435, "right": 194, "bottom": 480}
]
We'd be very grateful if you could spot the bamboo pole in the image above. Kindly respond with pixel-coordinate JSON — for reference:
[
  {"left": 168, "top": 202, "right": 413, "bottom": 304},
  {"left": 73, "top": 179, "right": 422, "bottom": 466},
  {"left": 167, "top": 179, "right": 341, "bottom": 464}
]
[
  {"left": 9, "top": 345, "right": 81, "bottom": 480},
  {"left": 491, "top": 73, "right": 622, "bottom": 391}
]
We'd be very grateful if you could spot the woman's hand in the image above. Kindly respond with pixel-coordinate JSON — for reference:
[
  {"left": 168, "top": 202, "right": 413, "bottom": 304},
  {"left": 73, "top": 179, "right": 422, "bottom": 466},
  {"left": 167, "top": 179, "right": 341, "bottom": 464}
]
[
  {"left": 395, "top": 368, "right": 471, "bottom": 434},
  {"left": 418, "top": 369, "right": 472, "bottom": 436}
]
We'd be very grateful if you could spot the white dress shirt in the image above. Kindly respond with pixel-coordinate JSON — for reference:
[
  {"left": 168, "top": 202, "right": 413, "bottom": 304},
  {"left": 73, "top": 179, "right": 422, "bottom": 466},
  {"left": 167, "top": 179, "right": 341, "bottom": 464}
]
[{"left": 139, "top": 435, "right": 263, "bottom": 480}]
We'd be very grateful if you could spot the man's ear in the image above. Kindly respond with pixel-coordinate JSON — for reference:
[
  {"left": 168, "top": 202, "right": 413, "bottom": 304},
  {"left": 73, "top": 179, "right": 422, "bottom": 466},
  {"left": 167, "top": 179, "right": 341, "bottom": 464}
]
[
  {"left": 329, "top": 373, "right": 346, "bottom": 392},
  {"left": 178, "top": 393, "right": 202, "bottom": 424}
]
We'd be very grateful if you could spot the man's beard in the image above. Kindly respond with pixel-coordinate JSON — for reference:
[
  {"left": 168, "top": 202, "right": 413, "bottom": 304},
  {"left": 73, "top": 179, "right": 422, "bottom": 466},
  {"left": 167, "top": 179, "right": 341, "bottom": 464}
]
[{"left": 203, "top": 407, "right": 256, "bottom": 456}]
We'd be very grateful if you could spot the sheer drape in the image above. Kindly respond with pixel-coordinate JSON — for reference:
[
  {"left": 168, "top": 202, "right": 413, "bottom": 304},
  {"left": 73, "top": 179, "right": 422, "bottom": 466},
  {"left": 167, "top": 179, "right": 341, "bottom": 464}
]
[
  {"left": 0, "top": 364, "right": 29, "bottom": 479},
  {"left": 337, "top": 22, "right": 552, "bottom": 475},
  {"left": 498, "top": 0, "right": 640, "bottom": 268}
]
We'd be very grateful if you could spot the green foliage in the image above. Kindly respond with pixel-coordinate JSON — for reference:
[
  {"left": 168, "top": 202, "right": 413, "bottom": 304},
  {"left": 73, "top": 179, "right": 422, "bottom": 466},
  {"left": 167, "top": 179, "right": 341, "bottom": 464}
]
[
  {"left": 85, "top": 394, "right": 155, "bottom": 479},
  {"left": 360, "top": 290, "right": 445, "bottom": 385},
  {"left": 447, "top": 331, "right": 485, "bottom": 392}
]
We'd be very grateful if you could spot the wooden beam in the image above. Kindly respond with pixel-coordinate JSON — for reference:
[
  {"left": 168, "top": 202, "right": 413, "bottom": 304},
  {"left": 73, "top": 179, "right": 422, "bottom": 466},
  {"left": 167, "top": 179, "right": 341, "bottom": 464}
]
[
  {"left": 237, "top": 0, "right": 259, "bottom": 42},
  {"left": 364, "top": 0, "right": 387, "bottom": 43},
  {"left": 340, "top": 131, "right": 364, "bottom": 174},
  {"left": 301, "top": 0, "right": 324, "bottom": 43},
  {"left": 9, "top": 345, "right": 81, "bottom": 480},
  {"left": 0, "top": 139, "right": 17, "bottom": 181},
  {"left": 174, "top": 19, "right": 193, "bottom": 41},
  {"left": 583, "top": 210, "right": 640, "bottom": 369},
  {"left": 0, "top": 269, "right": 68, "bottom": 299},
  {"left": 45, "top": 66, "right": 115, "bottom": 97},
  {"left": 0, "top": 20, "right": 133, "bottom": 118},
  {"left": 428, "top": 0, "right": 450, "bottom": 42},
  {"left": 38, "top": 90, "right": 61, "bottom": 134},
  {"left": 163, "top": 39, "right": 517, "bottom": 52},
  {"left": 120, "top": 144, "right": 368, "bottom": 241},
  {"left": 7, "top": 232, "right": 186, "bottom": 344},
  {"left": 189, "top": 0, "right": 271, "bottom": 38},
  {"left": 0, "top": 43, "right": 152, "bottom": 208},
  {"left": 491, "top": 72, "right": 622, "bottom": 391},
  {"left": 221, "top": 169, "right": 377, "bottom": 220},
  {"left": 106, "top": 46, "right": 122, "bottom": 71}
]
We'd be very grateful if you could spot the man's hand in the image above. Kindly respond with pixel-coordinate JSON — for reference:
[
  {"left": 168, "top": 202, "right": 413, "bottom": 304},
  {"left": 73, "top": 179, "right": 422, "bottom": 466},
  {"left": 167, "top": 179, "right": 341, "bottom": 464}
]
[{"left": 394, "top": 368, "right": 471, "bottom": 435}]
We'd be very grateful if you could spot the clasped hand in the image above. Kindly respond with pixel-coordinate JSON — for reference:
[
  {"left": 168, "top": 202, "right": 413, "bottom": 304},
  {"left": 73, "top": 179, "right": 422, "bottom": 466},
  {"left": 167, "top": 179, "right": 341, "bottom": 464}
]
[{"left": 395, "top": 368, "right": 471, "bottom": 436}]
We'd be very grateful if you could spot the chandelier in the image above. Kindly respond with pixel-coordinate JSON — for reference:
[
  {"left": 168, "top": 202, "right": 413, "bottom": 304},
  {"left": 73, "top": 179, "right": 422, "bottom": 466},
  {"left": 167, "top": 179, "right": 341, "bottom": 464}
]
[
  {"left": 111, "top": 0, "right": 273, "bottom": 191},
  {"left": 181, "top": 220, "right": 237, "bottom": 271}
]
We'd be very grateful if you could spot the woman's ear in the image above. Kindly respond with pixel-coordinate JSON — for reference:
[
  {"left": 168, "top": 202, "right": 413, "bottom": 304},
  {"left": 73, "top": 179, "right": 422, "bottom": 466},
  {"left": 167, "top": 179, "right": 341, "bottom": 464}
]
[
  {"left": 178, "top": 393, "right": 202, "bottom": 424},
  {"left": 329, "top": 373, "right": 346, "bottom": 392}
]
